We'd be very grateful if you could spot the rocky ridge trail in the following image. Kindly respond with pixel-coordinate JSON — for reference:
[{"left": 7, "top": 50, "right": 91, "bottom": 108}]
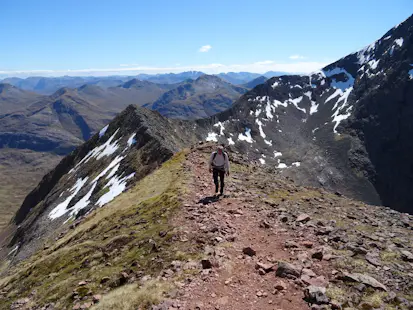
[
  {"left": 155, "top": 144, "right": 413, "bottom": 310},
  {"left": 1, "top": 144, "right": 412, "bottom": 310}
]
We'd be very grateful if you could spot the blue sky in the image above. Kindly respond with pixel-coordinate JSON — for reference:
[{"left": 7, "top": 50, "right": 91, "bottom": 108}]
[{"left": 1, "top": 0, "right": 412, "bottom": 77}]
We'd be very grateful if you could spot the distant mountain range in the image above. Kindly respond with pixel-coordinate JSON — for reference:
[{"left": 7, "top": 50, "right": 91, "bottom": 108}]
[
  {"left": 144, "top": 75, "right": 248, "bottom": 119},
  {"left": 0, "top": 71, "right": 288, "bottom": 95}
]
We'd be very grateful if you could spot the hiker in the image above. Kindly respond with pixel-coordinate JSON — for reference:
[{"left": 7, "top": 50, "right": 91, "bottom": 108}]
[{"left": 208, "top": 145, "right": 230, "bottom": 196}]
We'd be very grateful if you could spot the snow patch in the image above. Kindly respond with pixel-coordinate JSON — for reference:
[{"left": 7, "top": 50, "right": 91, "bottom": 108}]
[
  {"left": 273, "top": 151, "right": 282, "bottom": 158},
  {"left": 277, "top": 162, "right": 287, "bottom": 169},
  {"left": 8, "top": 245, "right": 19, "bottom": 256},
  {"left": 310, "top": 101, "right": 319, "bottom": 115},
  {"left": 227, "top": 137, "right": 235, "bottom": 145},
  {"left": 49, "top": 177, "right": 89, "bottom": 219},
  {"left": 99, "top": 125, "right": 109, "bottom": 138},
  {"left": 214, "top": 122, "right": 225, "bottom": 135},
  {"left": 325, "top": 89, "right": 343, "bottom": 103},
  {"left": 323, "top": 67, "right": 354, "bottom": 90},
  {"left": 76, "top": 129, "right": 121, "bottom": 169},
  {"left": 265, "top": 100, "right": 275, "bottom": 119},
  {"left": 92, "top": 155, "right": 125, "bottom": 184},
  {"left": 368, "top": 59, "right": 380, "bottom": 70},
  {"left": 292, "top": 162, "right": 301, "bottom": 167},
  {"left": 127, "top": 133, "right": 137, "bottom": 146},
  {"left": 256, "top": 119, "right": 266, "bottom": 139},
  {"left": 272, "top": 99, "right": 288, "bottom": 109},
  {"left": 331, "top": 87, "right": 354, "bottom": 133},
  {"left": 264, "top": 139, "right": 272, "bottom": 146},
  {"left": 259, "top": 158, "right": 266, "bottom": 165},
  {"left": 68, "top": 182, "right": 97, "bottom": 218},
  {"left": 289, "top": 96, "right": 306, "bottom": 113},
  {"left": 395, "top": 38, "right": 404, "bottom": 47},
  {"left": 206, "top": 132, "right": 218, "bottom": 142},
  {"left": 272, "top": 81, "right": 279, "bottom": 88},
  {"left": 97, "top": 173, "right": 135, "bottom": 207},
  {"left": 238, "top": 128, "right": 253, "bottom": 143}
]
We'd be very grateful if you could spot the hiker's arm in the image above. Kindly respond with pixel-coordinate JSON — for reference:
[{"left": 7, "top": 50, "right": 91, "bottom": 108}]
[
  {"left": 225, "top": 154, "right": 230, "bottom": 174},
  {"left": 208, "top": 153, "right": 214, "bottom": 171}
]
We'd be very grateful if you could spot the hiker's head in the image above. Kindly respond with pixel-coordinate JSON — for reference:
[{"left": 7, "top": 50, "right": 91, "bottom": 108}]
[{"left": 217, "top": 145, "right": 224, "bottom": 154}]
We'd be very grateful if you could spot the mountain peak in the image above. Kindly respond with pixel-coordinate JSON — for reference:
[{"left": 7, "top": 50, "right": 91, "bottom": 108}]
[{"left": 0, "top": 83, "right": 16, "bottom": 93}]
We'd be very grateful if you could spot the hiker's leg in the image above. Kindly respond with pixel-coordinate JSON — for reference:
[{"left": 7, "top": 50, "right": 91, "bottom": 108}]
[
  {"left": 213, "top": 169, "right": 219, "bottom": 193},
  {"left": 219, "top": 170, "right": 225, "bottom": 194}
]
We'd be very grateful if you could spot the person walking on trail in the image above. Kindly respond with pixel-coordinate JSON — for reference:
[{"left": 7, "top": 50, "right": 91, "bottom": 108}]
[{"left": 208, "top": 145, "right": 230, "bottom": 196}]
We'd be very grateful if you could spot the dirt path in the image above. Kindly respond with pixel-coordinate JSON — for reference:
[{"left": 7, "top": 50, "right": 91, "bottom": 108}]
[{"left": 166, "top": 148, "right": 333, "bottom": 310}]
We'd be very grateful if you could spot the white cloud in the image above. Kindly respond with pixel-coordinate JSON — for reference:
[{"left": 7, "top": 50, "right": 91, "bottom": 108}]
[
  {"left": 199, "top": 45, "right": 212, "bottom": 52},
  {"left": 289, "top": 55, "right": 306, "bottom": 60},
  {"left": 0, "top": 60, "right": 328, "bottom": 78},
  {"left": 254, "top": 60, "right": 274, "bottom": 65},
  {"left": 119, "top": 63, "right": 139, "bottom": 67}
]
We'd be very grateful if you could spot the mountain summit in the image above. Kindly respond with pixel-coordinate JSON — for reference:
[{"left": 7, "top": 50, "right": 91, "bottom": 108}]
[{"left": 145, "top": 75, "right": 247, "bottom": 119}]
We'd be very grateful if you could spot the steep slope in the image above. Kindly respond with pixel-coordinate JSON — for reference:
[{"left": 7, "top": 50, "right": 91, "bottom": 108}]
[
  {"left": 0, "top": 144, "right": 412, "bottom": 310},
  {"left": 0, "top": 83, "right": 45, "bottom": 114},
  {"left": 2, "top": 105, "right": 203, "bottom": 263},
  {"left": 199, "top": 14, "right": 413, "bottom": 213},
  {"left": 145, "top": 75, "right": 247, "bottom": 119}
]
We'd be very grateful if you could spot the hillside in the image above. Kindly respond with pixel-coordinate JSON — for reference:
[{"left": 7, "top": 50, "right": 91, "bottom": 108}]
[
  {"left": 0, "top": 144, "right": 412, "bottom": 309},
  {"left": 202, "top": 14, "right": 413, "bottom": 214},
  {"left": 0, "top": 83, "right": 45, "bottom": 114},
  {"left": 145, "top": 75, "right": 247, "bottom": 119}
]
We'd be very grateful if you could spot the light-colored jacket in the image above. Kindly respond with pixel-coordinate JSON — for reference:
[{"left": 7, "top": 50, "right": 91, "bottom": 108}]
[{"left": 209, "top": 151, "right": 230, "bottom": 172}]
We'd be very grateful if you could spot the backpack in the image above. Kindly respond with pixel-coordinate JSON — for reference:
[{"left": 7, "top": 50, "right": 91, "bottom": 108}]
[{"left": 212, "top": 151, "right": 228, "bottom": 161}]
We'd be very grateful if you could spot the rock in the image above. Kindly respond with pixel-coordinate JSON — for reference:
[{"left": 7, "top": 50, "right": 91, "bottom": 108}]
[
  {"left": 401, "top": 250, "right": 413, "bottom": 262},
  {"left": 201, "top": 259, "right": 212, "bottom": 269},
  {"left": 304, "top": 286, "right": 330, "bottom": 304},
  {"left": 274, "top": 282, "right": 287, "bottom": 291},
  {"left": 242, "top": 247, "right": 256, "bottom": 256},
  {"left": 279, "top": 215, "right": 289, "bottom": 223},
  {"left": 92, "top": 295, "right": 101, "bottom": 303},
  {"left": 81, "top": 302, "right": 93, "bottom": 309},
  {"left": 312, "top": 250, "right": 323, "bottom": 260},
  {"left": 302, "top": 241, "right": 314, "bottom": 248},
  {"left": 255, "top": 261, "right": 274, "bottom": 273},
  {"left": 354, "top": 283, "right": 366, "bottom": 292},
  {"left": 72, "top": 304, "right": 81, "bottom": 310},
  {"left": 341, "top": 272, "right": 387, "bottom": 291},
  {"left": 365, "top": 252, "right": 381, "bottom": 266},
  {"left": 302, "top": 268, "right": 317, "bottom": 277},
  {"left": 78, "top": 281, "right": 87, "bottom": 286},
  {"left": 359, "top": 302, "right": 376, "bottom": 310},
  {"left": 285, "top": 240, "right": 299, "bottom": 248},
  {"left": 260, "top": 220, "right": 271, "bottom": 228},
  {"left": 296, "top": 213, "right": 311, "bottom": 223},
  {"left": 275, "top": 261, "right": 301, "bottom": 279}
]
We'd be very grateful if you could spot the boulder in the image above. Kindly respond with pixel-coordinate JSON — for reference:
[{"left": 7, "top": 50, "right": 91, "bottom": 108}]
[
  {"left": 276, "top": 261, "right": 301, "bottom": 279},
  {"left": 340, "top": 272, "right": 387, "bottom": 291},
  {"left": 304, "top": 286, "right": 330, "bottom": 304},
  {"left": 242, "top": 247, "right": 256, "bottom": 256}
]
